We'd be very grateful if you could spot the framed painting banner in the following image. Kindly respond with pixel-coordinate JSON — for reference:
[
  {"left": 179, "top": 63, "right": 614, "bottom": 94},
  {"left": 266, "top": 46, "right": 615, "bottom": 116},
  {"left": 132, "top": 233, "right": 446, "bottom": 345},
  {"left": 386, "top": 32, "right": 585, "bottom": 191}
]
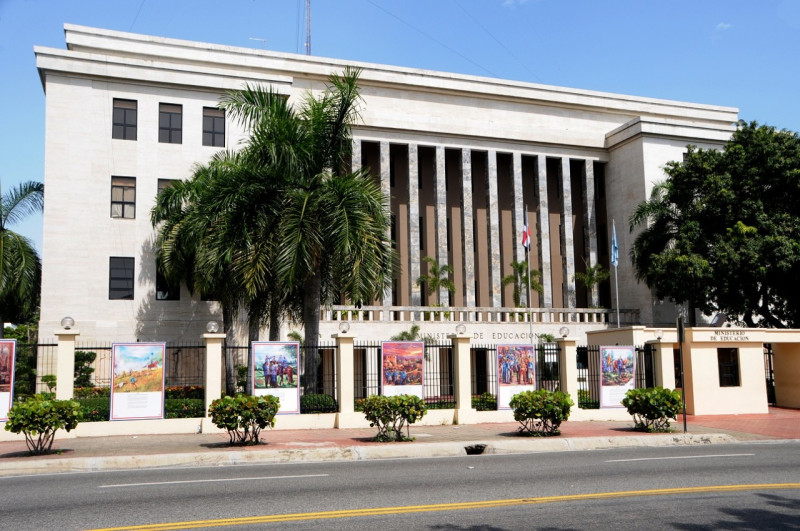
[
  {"left": 252, "top": 342, "right": 300, "bottom": 414},
  {"left": 600, "top": 346, "right": 636, "bottom": 408},
  {"left": 110, "top": 343, "right": 166, "bottom": 420},
  {"left": 0, "top": 339, "right": 16, "bottom": 421},
  {"left": 497, "top": 344, "right": 536, "bottom": 409},
  {"left": 381, "top": 341, "right": 424, "bottom": 398}
]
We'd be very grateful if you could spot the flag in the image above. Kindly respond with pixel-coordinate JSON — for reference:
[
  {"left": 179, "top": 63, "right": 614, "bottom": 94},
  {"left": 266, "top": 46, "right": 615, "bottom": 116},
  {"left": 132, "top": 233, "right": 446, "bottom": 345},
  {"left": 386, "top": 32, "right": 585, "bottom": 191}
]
[
  {"left": 611, "top": 219, "right": 619, "bottom": 267},
  {"left": 521, "top": 210, "right": 531, "bottom": 250}
]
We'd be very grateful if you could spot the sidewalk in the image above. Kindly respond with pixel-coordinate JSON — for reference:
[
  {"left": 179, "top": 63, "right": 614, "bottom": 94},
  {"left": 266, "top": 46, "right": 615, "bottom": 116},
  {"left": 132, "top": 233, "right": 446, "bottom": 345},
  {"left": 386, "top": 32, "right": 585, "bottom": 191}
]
[{"left": 1, "top": 408, "right": 798, "bottom": 477}]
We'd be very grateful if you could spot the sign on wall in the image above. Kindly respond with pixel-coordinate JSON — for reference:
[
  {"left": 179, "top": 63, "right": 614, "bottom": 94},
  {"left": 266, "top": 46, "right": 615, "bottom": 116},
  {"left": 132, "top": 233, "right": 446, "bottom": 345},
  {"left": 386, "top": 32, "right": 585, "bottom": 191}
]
[
  {"left": 497, "top": 344, "right": 536, "bottom": 409},
  {"left": 381, "top": 341, "right": 424, "bottom": 398},
  {"left": 252, "top": 342, "right": 300, "bottom": 414},
  {"left": 600, "top": 346, "right": 635, "bottom": 408},
  {"left": 110, "top": 343, "right": 166, "bottom": 420},
  {"left": 0, "top": 340, "right": 16, "bottom": 421}
]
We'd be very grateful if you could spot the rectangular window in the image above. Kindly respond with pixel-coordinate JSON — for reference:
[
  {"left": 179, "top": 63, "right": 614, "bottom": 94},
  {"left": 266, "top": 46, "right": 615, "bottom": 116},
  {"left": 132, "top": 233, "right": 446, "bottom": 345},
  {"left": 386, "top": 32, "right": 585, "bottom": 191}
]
[
  {"left": 203, "top": 107, "right": 225, "bottom": 147},
  {"left": 112, "top": 99, "right": 137, "bottom": 140},
  {"left": 717, "top": 348, "right": 740, "bottom": 387},
  {"left": 156, "top": 268, "right": 180, "bottom": 301},
  {"left": 111, "top": 176, "right": 136, "bottom": 219},
  {"left": 158, "top": 103, "right": 182, "bottom": 144},
  {"left": 109, "top": 257, "right": 135, "bottom": 300}
]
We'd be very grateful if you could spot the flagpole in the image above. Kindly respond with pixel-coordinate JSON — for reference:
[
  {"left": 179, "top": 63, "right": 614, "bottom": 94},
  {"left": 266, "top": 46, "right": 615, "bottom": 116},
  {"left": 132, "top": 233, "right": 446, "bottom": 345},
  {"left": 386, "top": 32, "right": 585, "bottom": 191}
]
[
  {"left": 611, "top": 219, "right": 620, "bottom": 328},
  {"left": 524, "top": 204, "right": 533, "bottom": 345}
]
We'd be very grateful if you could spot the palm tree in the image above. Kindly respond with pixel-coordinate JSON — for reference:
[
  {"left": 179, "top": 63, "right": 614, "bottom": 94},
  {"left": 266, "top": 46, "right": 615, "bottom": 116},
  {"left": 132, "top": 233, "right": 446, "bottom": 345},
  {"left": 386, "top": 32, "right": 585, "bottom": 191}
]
[
  {"left": 1, "top": 181, "right": 43, "bottom": 337},
  {"left": 573, "top": 260, "right": 610, "bottom": 308},
  {"left": 501, "top": 260, "right": 543, "bottom": 308},
  {"left": 416, "top": 256, "right": 455, "bottom": 306}
]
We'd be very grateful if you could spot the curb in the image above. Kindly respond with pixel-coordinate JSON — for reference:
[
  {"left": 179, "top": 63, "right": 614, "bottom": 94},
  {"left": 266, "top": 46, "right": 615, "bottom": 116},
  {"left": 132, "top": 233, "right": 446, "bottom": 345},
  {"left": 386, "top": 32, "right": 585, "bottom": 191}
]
[{"left": 0, "top": 433, "right": 739, "bottom": 477}]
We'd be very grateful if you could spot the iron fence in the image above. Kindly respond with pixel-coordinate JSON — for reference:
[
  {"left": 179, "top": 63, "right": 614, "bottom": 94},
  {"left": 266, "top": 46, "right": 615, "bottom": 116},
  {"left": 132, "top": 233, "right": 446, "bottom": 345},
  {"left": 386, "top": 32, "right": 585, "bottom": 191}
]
[
  {"left": 10, "top": 342, "right": 57, "bottom": 396},
  {"left": 577, "top": 344, "right": 655, "bottom": 409}
]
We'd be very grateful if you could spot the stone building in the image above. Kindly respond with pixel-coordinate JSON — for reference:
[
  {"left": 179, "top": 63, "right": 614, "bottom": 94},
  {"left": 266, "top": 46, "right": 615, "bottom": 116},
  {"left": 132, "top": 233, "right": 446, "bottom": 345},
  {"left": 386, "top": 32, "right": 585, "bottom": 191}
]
[{"left": 35, "top": 24, "right": 738, "bottom": 342}]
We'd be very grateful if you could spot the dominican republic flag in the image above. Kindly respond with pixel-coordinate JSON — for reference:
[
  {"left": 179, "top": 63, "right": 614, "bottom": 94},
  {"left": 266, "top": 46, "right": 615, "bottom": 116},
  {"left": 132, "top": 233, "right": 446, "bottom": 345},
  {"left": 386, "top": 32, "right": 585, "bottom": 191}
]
[
  {"left": 611, "top": 219, "right": 619, "bottom": 267},
  {"left": 521, "top": 211, "right": 531, "bottom": 250}
]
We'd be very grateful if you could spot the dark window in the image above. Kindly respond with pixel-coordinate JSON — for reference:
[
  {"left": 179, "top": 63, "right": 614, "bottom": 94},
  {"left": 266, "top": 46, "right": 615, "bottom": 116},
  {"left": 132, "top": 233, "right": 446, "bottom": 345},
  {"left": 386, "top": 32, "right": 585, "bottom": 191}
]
[
  {"left": 717, "top": 348, "right": 740, "bottom": 387},
  {"left": 391, "top": 214, "right": 397, "bottom": 249},
  {"left": 112, "top": 99, "right": 137, "bottom": 140},
  {"left": 203, "top": 107, "right": 225, "bottom": 147},
  {"left": 420, "top": 216, "right": 424, "bottom": 250},
  {"left": 109, "top": 257, "right": 134, "bottom": 300},
  {"left": 111, "top": 176, "right": 136, "bottom": 219},
  {"left": 156, "top": 268, "right": 180, "bottom": 301},
  {"left": 158, "top": 103, "right": 182, "bottom": 144},
  {"left": 157, "top": 178, "right": 176, "bottom": 196}
]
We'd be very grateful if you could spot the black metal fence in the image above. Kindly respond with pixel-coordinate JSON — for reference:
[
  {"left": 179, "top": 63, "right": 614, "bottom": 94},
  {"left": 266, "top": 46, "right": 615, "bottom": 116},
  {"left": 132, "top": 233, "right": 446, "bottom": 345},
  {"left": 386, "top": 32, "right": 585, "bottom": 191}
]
[
  {"left": 577, "top": 345, "right": 655, "bottom": 409},
  {"left": 9, "top": 342, "right": 57, "bottom": 396}
]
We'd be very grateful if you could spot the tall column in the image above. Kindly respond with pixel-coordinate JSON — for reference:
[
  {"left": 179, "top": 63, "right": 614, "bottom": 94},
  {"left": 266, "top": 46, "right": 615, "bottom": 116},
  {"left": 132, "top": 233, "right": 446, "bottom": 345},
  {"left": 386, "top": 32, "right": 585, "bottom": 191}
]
[
  {"left": 54, "top": 329, "right": 79, "bottom": 400},
  {"left": 352, "top": 137, "right": 362, "bottom": 172},
  {"left": 556, "top": 336, "right": 579, "bottom": 407},
  {"left": 512, "top": 152, "right": 527, "bottom": 306},
  {"left": 203, "top": 332, "right": 226, "bottom": 416},
  {"left": 380, "top": 141, "right": 392, "bottom": 313},
  {"left": 450, "top": 332, "right": 476, "bottom": 424},
  {"left": 651, "top": 340, "right": 676, "bottom": 389},
  {"left": 560, "top": 158, "right": 577, "bottom": 308},
  {"left": 536, "top": 156, "right": 553, "bottom": 308},
  {"left": 435, "top": 146, "right": 449, "bottom": 306},
  {"left": 487, "top": 150, "right": 502, "bottom": 308},
  {"left": 334, "top": 332, "right": 365, "bottom": 428},
  {"left": 408, "top": 144, "right": 421, "bottom": 307},
  {"left": 461, "top": 148, "right": 476, "bottom": 308},
  {"left": 583, "top": 159, "right": 599, "bottom": 307}
]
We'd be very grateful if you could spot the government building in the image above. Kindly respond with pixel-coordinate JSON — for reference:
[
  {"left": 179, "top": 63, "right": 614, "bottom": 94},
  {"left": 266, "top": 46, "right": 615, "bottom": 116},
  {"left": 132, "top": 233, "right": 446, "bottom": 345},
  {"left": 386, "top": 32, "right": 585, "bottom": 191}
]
[{"left": 35, "top": 25, "right": 738, "bottom": 343}]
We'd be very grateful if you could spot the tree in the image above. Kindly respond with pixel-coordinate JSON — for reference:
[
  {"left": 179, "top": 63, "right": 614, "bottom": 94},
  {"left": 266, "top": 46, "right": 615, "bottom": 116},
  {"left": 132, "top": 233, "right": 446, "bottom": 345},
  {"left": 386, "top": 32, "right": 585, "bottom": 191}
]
[
  {"left": 573, "top": 260, "right": 610, "bottom": 308},
  {"left": 416, "top": 256, "right": 455, "bottom": 306},
  {"left": 0, "top": 181, "right": 43, "bottom": 337},
  {"left": 630, "top": 121, "right": 800, "bottom": 327},
  {"left": 501, "top": 260, "right": 543, "bottom": 307}
]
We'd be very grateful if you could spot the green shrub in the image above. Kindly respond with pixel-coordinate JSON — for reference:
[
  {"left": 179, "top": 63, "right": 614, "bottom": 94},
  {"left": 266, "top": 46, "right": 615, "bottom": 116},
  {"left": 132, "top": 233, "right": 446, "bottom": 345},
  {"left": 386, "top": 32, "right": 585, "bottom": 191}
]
[
  {"left": 165, "top": 398, "right": 205, "bottom": 419},
  {"left": 41, "top": 374, "right": 57, "bottom": 392},
  {"left": 74, "top": 386, "right": 111, "bottom": 399},
  {"left": 622, "top": 387, "right": 682, "bottom": 432},
  {"left": 578, "top": 389, "right": 599, "bottom": 409},
  {"left": 74, "top": 351, "right": 96, "bottom": 388},
  {"left": 362, "top": 394, "right": 427, "bottom": 442},
  {"left": 77, "top": 398, "right": 110, "bottom": 422},
  {"left": 300, "top": 393, "right": 338, "bottom": 413},
  {"left": 472, "top": 392, "right": 497, "bottom": 411},
  {"left": 4, "top": 395, "right": 83, "bottom": 455},
  {"left": 509, "top": 389, "right": 573, "bottom": 436},
  {"left": 165, "top": 385, "right": 204, "bottom": 399},
  {"left": 208, "top": 394, "right": 280, "bottom": 445}
]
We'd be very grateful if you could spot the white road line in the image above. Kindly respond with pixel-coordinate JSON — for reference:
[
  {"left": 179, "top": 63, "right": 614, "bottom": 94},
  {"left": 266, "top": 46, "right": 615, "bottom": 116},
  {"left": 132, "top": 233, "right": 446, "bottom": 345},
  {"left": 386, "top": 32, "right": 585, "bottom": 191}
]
[
  {"left": 98, "top": 473, "right": 329, "bottom": 488},
  {"left": 606, "top": 453, "right": 754, "bottom": 463}
]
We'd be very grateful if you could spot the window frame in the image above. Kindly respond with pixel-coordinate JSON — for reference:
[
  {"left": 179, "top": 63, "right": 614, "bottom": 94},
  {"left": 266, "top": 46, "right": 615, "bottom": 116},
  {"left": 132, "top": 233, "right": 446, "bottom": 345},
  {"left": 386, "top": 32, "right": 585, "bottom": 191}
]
[
  {"left": 110, "top": 176, "right": 136, "bottom": 219},
  {"left": 109, "top": 257, "right": 135, "bottom": 300},
  {"left": 202, "top": 107, "right": 225, "bottom": 147},
  {"left": 717, "top": 347, "right": 741, "bottom": 387},
  {"left": 158, "top": 103, "right": 183, "bottom": 144},
  {"left": 112, "top": 99, "right": 137, "bottom": 140}
]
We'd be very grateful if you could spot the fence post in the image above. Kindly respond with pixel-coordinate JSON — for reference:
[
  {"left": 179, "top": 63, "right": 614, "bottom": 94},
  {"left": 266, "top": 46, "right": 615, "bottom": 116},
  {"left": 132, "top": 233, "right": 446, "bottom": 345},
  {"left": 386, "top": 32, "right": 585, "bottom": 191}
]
[
  {"left": 555, "top": 336, "right": 579, "bottom": 406},
  {"left": 651, "top": 340, "right": 676, "bottom": 389},
  {"left": 54, "top": 328, "right": 80, "bottom": 400},
  {"left": 450, "top": 332, "right": 475, "bottom": 424},
  {"left": 334, "top": 332, "right": 361, "bottom": 428},
  {"left": 203, "top": 332, "right": 226, "bottom": 416}
]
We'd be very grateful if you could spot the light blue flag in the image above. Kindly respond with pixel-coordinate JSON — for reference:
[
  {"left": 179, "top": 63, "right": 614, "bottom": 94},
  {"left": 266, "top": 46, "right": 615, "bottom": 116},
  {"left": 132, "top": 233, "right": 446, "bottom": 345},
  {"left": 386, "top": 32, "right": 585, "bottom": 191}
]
[{"left": 611, "top": 219, "right": 619, "bottom": 267}]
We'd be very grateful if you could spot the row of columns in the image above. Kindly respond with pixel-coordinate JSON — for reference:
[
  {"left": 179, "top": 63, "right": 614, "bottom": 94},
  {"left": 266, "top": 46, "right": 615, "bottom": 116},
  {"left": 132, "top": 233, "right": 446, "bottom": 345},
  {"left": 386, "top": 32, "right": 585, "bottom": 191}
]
[{"left": 354, "top": 139, "right": 601, "bottom": 309}]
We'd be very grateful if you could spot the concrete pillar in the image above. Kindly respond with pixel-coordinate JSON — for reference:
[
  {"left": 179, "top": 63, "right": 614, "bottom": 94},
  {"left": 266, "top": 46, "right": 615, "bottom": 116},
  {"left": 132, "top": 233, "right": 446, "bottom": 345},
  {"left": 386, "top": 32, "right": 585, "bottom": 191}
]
[
  {"left": 434, "top": 146, "right": 449, "bottom": 306},
  {"left": 408, "top": 144, "right": 421, "bottom": 307},
  {"left": 461, "top": 148, "right": 476, "bottom": 308},
  {"left": 583, "top": 159, "right": 599, "bottom": 307},
  {"left": 380, "top": 141, "right": 392, "bottom": 314},
  {"left": 203, "top": 333, "right": 226, "bottom": 415},
  {"left": 560, "top": 158, "right": 576, "bottom": 308},
  {"left": 651, "top": 340, "right": 676, "bottom": 389},
  {"left": 511, "top": 152, "right": 527, "bottom": 306},
  {"left": 54, "top": 329, "right": 80, "bottom": 400},
  {"left": 334, "top": 332, "right": 363, "bottom": 428},
  {"left": 555, "top": 336, "right": 579, "bottom": 406},
  {"left": 450, "top": 333, "right": 476, "bottom": 424},
  {"left": 352, "top": 137, "right": 362, "bottom": 172},
  {"left": 536, "top": 156, "right": 553, "bottom": 308},
  {"left": 487, "top": 150, "right": 502, "bottom": 307}
]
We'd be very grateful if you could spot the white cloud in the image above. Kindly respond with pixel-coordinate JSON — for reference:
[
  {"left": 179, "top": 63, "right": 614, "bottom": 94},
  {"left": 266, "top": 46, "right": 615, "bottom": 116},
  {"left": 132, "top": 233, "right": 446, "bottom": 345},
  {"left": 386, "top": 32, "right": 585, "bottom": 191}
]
[{"left": 716, "top": 22, "right": 732, "bottom": 31}]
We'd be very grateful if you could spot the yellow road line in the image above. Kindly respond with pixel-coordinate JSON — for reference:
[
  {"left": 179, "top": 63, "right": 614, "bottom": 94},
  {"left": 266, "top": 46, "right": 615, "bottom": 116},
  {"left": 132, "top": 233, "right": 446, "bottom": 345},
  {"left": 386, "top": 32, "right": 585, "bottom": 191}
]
[{"left": 89, "top": 482, "right": 800, "bottom": 530}]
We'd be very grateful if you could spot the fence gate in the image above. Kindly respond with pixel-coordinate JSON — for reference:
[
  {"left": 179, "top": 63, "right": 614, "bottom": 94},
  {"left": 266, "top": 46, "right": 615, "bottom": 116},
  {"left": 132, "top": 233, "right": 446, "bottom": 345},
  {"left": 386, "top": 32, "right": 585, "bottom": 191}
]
[{"left": 764, "top": 343, "right": 776, "bottom": 405}]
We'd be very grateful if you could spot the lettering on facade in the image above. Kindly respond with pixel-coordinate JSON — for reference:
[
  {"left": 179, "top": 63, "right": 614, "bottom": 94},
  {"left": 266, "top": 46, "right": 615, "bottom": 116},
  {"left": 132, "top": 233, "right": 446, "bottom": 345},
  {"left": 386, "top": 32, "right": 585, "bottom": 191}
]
[{"left": 709, "top": 330, "right": 750, "bottom": 342}]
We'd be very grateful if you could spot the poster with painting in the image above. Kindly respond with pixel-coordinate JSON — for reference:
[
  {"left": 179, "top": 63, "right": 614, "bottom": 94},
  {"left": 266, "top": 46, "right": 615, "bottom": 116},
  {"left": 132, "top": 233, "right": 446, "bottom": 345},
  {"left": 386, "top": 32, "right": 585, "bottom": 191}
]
[
  {"left": 110, "top": 343, "right": 166, "bottom": 420},
  {"left": 600, "top": 346, "right": 635, "bottom": 408},
  {"left": 0, "top": 340, "right": 16, "bottom": 421},
  {"left": 252, "top": 342, "right": 300, "bottom": 414},
  {"left": 497, "top": 344, "right": 536, "bottom": 409},
  {"left": 381, "top": 341, "right": 424, "bottom": 398}
]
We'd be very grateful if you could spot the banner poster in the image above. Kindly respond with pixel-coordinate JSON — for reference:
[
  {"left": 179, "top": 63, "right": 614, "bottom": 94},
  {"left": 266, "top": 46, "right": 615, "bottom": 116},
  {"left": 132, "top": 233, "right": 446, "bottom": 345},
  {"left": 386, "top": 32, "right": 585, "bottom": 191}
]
[
  {"left": 600, "top": 346, "right": 636, "bottom": 408},
  {"left": 497, "top": 344, "right": 536, "bottom": 409},
  {"left": 252, "top": 342, "right": 300, "bottom": 414},
  {"left": 110, "top": 343, "right": 166, "bottom": 420},
  {"left": 381, "top": 341, "right": 424, "bottom": 398},
  {"left": 0, "top": 340, "right": 16, "bottom": 421}
]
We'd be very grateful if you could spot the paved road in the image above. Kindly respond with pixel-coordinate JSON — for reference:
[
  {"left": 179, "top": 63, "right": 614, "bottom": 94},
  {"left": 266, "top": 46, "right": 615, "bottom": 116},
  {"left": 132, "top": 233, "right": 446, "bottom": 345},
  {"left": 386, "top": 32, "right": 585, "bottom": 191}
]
[{"left": 2, "top": 441, "right": 798, "bottom": 530}]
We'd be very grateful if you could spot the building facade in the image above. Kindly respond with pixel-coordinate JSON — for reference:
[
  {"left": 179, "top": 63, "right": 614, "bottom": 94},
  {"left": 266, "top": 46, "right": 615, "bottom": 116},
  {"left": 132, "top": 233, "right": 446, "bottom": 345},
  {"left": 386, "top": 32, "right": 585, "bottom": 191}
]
[{"left": 35, "top": 25, "right": 738, "bottom": 343}]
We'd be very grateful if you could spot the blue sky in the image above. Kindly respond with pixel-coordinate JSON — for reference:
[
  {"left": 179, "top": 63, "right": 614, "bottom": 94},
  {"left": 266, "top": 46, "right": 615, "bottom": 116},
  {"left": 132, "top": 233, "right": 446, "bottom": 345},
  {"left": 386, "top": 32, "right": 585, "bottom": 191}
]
[{"left": 2, "top": 0, "right": 799, "bottom": 252}]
